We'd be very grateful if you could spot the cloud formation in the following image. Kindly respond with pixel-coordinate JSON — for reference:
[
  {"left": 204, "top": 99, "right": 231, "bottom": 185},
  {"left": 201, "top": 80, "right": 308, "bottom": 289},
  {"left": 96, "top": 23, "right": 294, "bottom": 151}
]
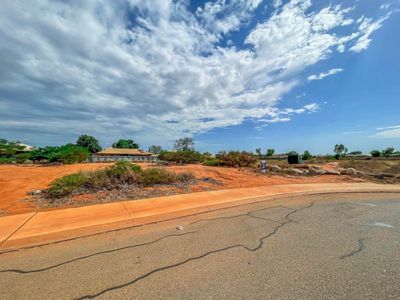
[
  {"left": 373, "top": 125, "right": 400, "bottom": 138},
  {"left": 0, "top": 0, "right": 391, "bottom": 146},
  {"left": 308, "top": 68, "right": 344, "bottom": 81}
]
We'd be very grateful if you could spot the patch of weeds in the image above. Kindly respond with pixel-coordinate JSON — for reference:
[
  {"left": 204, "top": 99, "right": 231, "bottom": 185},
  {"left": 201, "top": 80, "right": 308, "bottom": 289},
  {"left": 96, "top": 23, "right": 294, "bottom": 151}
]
[
  {"left": 45, "top": 161, "right": 196, "bottom": 199},
  {"left": 48, "top": 173, "right": 87, "bottom": 198}
]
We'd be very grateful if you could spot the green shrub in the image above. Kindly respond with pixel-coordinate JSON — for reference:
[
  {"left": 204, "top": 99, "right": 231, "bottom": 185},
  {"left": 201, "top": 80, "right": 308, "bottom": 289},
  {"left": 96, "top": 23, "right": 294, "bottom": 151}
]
[
  {"left": 141, "top": 168, "right": 177, "bottom": 185},
  {"left": 0, "top": 157, "right": 15, "bottom": 164},
  {"left": 216, "top": 151, "right": 257, "bottom": 167},
  {"left": 302, "top": 151, "right": 313, "bottom": 160},
  {"left": 158, "top": 150, "right": 204, "bottom": 164},
  {"left": 104, "top": 161, "right": 142, "bottom": 184},
  {"left": 48, "top": 144, "right": 89, "bottom": 164},
  {"left": 84, "top": 169, "right": 110, "bottom": 189},
  {"left": 175, "top": 171, "right": 196, "bottom": 182},
  {"left": 46, "top": 162, "right": 195, "bottom": 198},
  {"left": 202, "top": 159, "right": 223, "bottom": 166},
  {"left": 48, "top": 173, "right": 88, "bottom": 198},
  {"left": 370, "top": 150, "right": 381, "bottom": 157}
]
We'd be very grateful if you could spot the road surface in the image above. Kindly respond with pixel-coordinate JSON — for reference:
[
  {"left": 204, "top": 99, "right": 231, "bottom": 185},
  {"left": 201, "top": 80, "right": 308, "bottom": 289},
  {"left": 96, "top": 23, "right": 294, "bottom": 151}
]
[{"left": 1, "top": 192, "right": 400, "bottom": 299}]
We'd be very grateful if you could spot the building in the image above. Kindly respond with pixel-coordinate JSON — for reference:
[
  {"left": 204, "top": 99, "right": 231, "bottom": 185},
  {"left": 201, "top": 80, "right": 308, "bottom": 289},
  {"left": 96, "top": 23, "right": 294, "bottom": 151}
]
[{"left": 89, "top": 148, "right": 158, "bottom": 162}]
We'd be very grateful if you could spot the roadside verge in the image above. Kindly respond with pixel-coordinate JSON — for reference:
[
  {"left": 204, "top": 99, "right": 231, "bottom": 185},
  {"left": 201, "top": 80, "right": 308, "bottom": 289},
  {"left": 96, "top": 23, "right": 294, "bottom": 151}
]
[{"left": 1, "top": 183, "right": 399, "bottom": 251}]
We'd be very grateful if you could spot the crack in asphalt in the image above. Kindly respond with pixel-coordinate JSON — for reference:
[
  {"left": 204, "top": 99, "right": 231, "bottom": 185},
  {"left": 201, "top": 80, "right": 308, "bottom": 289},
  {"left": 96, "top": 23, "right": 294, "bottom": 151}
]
[
  {"left": 0, "top": 205, "right": 290, "bottom": 275},
  {"left": 340, "top": 238, "right": 367, "bottom": 260},
  {"left": 0, "top": 232, "right": 197, "bottom": 274},
  {"left": 188, "top": 205, "right": 292, "bottom": 226},
  {"left": 75, "top": 202, "right": 314, "bottom": 299}
]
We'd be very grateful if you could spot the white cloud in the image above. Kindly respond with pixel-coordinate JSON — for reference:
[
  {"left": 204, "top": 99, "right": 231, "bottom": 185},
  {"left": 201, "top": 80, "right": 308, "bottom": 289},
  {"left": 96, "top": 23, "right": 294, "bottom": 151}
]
[
  {"left": 256, "top": 102, "right": 320, "bottom": 129},
  {"left": 349, "top": 15, "right": 389, "bottom": 52},
  {"left": 380, "top": 4, "right": 390, "bottom": 10},
  {"left": 308, "top": 68, "right": 344, "bottom": 81},
  {"left": 0, "top": 0, "right": 392, "bottom": 146},
  {"left": 272, "top": 0, "right": 283, "bottom": 8},
  {"left": 373, "top": 125, "right": 400, "bottom": 138}
]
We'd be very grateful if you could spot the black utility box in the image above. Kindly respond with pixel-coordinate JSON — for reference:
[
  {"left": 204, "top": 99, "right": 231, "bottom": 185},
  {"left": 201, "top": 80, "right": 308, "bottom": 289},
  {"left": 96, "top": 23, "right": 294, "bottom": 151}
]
[{"left": 288, "top": 154, "right": 303, "bottom": 164}]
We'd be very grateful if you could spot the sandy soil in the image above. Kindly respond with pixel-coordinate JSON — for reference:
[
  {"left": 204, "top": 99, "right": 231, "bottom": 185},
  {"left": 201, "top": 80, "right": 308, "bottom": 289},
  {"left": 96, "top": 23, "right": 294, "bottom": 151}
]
[{"left": 0, "top": 163, "right": 363, "bottom": 216}]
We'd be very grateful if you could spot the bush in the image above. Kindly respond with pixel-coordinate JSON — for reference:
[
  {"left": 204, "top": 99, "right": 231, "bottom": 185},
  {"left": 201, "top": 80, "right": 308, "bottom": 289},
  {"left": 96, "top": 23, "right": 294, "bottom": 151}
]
[
  {"left": 216, "top": 151, "right": 257, "bottom": 167},
  {"left": 46, "top": 162, "right": 195, "bottom": 197},
  {"left": 47, "top": 144, "right": 89, "bottom": 164},
  {"left": 158, "top": 150, "right": 204, "bottom": 164},
  {"left": 175, "top": 171, "right": 196, "bottom": 182},
  {"left": 203, "top": 158, "right": 223, "bottom": 166},
  {"left": 0, "top": 157, "right": 15, "bottom": 164},
  {"left": 370, "top": 150, "right": 381, "bottom": 157},
  {"left": 302, "top": 151, "right": 313, "bottom": 160},
  {"left": 141, "top": 168, "right": 177, "bottom": 185},
  {"left": 48, "top": 173, "right": 87, "bottom": 197}
]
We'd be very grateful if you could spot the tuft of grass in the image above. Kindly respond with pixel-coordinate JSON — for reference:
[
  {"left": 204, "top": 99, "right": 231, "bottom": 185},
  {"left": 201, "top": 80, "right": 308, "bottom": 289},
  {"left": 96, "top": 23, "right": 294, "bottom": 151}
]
[
  {"left": 175, "top": 171, "right": 196, "bottom": 182},
  {"left": 202, "top": 159, "right": 223, "bottom": 166},
  {"left": 48, "top": 173, "right": 87, "bottom": 198},
  {"left": 141, "top": 168, "right": 177, "bottom": 185}
]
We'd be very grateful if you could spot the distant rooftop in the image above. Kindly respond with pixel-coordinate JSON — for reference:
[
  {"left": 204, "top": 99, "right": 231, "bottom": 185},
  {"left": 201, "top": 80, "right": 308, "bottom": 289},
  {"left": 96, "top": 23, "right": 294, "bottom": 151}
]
[{"left": 96, "top": 148, "right": 153, "bottom": 156}]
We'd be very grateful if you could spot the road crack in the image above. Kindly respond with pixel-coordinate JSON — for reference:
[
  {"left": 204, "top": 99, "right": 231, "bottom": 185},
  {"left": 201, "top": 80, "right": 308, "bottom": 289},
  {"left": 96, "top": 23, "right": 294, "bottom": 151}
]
[
  {"left": 340, "top": 238, "right": 367, "bottom": 260},
  {"left": 0, "top": 231, "right": 197, "bottom": 274},
  {"left": 76, "top": 202, "right": 314, "bottom": 299}
]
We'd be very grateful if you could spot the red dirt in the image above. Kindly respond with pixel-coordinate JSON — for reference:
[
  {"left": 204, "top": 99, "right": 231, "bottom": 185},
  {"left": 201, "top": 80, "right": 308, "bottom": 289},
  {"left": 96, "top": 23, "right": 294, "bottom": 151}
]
[{"left": 0, "top": 163, "right": 362, "bottom": 216}]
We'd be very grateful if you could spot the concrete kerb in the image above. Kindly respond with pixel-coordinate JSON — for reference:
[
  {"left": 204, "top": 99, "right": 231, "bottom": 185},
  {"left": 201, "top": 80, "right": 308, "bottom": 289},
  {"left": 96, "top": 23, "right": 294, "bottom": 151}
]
[{"left": 1, "top": 183, "right": 400, "bottom": 251}]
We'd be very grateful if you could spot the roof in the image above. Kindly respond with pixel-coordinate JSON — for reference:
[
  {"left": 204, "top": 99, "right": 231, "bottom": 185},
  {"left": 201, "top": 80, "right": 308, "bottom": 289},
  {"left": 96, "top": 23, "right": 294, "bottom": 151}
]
[{"left": 95, "top": 148, "right": 153, "bottom": 156}]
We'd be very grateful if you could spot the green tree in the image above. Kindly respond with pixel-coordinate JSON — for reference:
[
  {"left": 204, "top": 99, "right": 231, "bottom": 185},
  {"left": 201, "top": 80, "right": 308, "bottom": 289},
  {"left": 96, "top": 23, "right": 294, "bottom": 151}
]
[
  {"left": 266, "top": 149, "right": 275, "bottom": 157},
  {"left": 334, "top": 144, "right": 348, "bottom": 156},
  {"left": 112, "top": 139, "right": 139, "bottom": 149},
  {"left": 48, "top": 144, "right": 89, "bottom": 164},
  {"left": 76, "top": 134, "right": 102, "bottom": 153},
  {"left": 174, "top": 137, "right": 194, "bottom": 151},
  {"left": 148, "top": 145, "right": 163, "bottom": 154},
  {"left": 255, "top": 148, "right": 262, "bottom": 156},
  {"left": 370, "top": 150, "right": 381, "bottom": 157},
  {"left": 382, "top": 147, "right": 395, "bottom": 157},
  {"left": 302, "top": 150, "right": 313, "bottom": 160}
]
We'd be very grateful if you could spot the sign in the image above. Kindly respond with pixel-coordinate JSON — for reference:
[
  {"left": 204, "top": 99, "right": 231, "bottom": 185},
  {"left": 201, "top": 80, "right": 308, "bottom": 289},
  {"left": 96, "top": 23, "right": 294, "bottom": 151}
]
[{"left": 261, "top": 160, "right": 267, "bottom": 174}]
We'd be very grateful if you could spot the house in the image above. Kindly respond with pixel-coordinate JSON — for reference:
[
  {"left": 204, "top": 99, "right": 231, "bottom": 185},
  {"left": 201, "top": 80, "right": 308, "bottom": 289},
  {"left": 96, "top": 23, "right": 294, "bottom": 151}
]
[{"left": 89, "top": 148, "right": 158, "bottom": 162}]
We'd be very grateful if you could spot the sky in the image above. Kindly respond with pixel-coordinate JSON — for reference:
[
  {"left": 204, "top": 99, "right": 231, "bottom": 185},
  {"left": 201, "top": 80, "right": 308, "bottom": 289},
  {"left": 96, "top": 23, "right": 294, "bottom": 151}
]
[{"left": 0, "top": 0, "right": 399, "bottom": 154}]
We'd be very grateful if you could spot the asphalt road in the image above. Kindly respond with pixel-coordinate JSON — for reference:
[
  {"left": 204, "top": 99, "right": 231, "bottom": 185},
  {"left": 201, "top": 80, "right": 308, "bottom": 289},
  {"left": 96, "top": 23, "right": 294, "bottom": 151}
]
[{"left": 1, "top": 193, "right": 400, "bottom": 299}]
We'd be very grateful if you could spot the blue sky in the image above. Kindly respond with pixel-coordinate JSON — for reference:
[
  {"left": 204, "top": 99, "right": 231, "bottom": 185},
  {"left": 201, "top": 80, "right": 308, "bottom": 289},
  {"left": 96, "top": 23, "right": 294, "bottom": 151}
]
[{"left": 0, "top": 0, "right": 399, "bottom": 154}]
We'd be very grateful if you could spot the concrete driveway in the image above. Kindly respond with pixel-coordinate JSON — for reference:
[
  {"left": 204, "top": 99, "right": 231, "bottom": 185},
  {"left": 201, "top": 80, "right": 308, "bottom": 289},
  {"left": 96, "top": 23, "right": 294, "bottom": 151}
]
[{"left": 1, "top": 192, "right": 399, "bottom": 299}]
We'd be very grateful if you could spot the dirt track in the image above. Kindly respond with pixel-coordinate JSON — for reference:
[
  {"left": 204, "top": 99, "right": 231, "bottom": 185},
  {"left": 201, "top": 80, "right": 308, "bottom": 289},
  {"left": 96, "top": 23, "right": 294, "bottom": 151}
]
[{"left": 0, "top": 163, "right": 362, "bottom": 216}]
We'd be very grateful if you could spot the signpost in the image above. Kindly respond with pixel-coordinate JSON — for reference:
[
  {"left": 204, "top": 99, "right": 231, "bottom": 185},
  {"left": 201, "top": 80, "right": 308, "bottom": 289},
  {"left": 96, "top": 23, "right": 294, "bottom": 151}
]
[{"left": 261, "top": 160, "right": 267, "bottom": 174}]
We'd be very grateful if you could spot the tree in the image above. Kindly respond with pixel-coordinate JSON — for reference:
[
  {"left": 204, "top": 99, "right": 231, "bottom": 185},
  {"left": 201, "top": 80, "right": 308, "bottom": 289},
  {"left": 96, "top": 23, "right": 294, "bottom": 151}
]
[
  {"left": 76, "top": 135, "right": 102, "bottom": 153},
  {"left": 255, "top": 148, "right": 262, "bottom": 156},
  {"left": 382, "top": 147, "right": 395, "bottom": 157},
  {"left": 266, "top": 149, "right": 275, "bottom": 157},
  {"left": 370, "top": 150, "right": 381, "bottom": 157},
  {"left": 174, "top": 137, "right": 194, "bottom": 151},
  {"left": 334, "top": 144, "right": 348, "bottom": 156},
  {"left": 112, "top": 139, "right": 139, "bottom": 149},
  {"left": 302, "top": 150, "right": 313, "bottom": 160},
  {"left": 148, "top": 145, "right": 163, "bottom": 154}
]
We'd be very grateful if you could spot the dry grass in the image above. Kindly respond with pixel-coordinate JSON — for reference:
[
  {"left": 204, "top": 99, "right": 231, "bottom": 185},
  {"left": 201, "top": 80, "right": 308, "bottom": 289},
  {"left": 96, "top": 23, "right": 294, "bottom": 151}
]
[{"left": 339, "top": 160, "right": 400, "bottom": 175}]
